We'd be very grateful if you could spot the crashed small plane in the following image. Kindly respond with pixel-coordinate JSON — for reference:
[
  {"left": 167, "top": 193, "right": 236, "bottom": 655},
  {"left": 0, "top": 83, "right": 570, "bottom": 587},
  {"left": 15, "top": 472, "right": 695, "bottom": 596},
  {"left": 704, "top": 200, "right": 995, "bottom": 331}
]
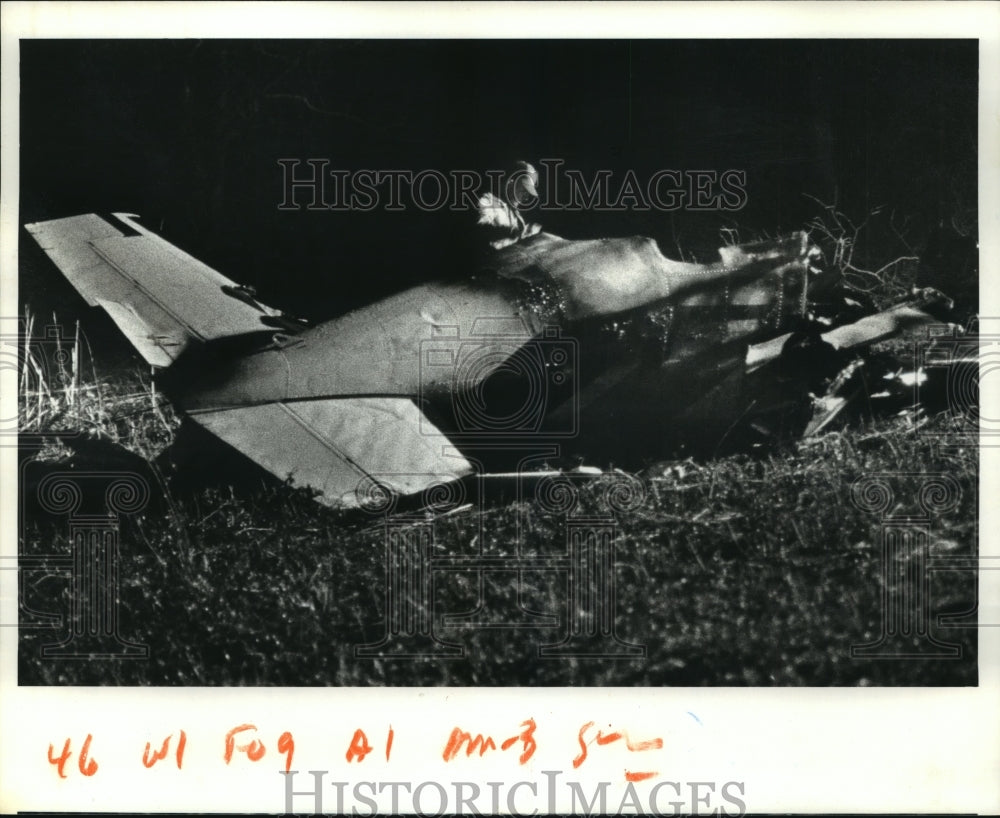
[{"left": 24, "top": 209, "right": 952, "bottom": 507}]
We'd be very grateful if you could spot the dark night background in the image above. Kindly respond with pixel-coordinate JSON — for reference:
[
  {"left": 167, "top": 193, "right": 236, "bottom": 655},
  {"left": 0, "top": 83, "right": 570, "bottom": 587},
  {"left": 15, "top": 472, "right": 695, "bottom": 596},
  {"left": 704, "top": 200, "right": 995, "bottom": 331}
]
[
  {"left": 15, "top": 39, "right": 982, "bottom": 689},
  {"left": 20, "top": 39, "right": 978, "bottom": 327}
]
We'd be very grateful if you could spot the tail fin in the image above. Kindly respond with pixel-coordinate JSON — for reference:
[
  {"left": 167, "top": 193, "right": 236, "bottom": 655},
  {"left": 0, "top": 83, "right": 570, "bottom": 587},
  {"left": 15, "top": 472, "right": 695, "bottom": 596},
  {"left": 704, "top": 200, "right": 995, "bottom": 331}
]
[{"left": 25, "top": 213, "right": 279, "bottom": 367}]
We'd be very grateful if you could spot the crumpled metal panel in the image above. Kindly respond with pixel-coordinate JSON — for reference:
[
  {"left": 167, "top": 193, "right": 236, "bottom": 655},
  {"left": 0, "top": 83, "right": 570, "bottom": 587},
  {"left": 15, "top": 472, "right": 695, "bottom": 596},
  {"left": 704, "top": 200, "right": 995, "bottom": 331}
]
[{"left": 489, "top": 231, "right": 812, "bottom": 330}]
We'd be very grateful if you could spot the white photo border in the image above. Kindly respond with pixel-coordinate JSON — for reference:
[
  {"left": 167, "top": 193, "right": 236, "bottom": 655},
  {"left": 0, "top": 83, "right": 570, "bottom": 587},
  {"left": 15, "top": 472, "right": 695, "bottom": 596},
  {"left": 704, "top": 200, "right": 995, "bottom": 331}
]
[{"left": 2, "top": 1, "right": 998, "bottom": 814}]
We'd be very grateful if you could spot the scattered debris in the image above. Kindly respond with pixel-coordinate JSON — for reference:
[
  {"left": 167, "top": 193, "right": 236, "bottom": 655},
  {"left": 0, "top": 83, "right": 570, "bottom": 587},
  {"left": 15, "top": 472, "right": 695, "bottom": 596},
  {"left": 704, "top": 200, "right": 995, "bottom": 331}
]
[{"left": 23, "top": 199, "right": 974, "bottom": 508}]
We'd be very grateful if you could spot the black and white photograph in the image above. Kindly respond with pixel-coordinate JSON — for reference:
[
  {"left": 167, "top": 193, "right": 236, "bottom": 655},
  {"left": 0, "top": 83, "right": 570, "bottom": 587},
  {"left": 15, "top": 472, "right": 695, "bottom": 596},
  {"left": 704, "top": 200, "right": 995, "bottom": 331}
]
[
  {"left": 3, "top": 2, "right": 999, "bottom": 814},
  {"left": 13, "top": 32, "right": 984, "bottom": 687}
]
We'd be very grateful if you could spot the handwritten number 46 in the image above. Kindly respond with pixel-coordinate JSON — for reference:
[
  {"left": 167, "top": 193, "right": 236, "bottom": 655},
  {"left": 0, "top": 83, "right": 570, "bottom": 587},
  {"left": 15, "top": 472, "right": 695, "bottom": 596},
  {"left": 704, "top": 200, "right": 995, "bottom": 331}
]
[{"left": 48, "top": 735, "right": 98, "bottom": 778}]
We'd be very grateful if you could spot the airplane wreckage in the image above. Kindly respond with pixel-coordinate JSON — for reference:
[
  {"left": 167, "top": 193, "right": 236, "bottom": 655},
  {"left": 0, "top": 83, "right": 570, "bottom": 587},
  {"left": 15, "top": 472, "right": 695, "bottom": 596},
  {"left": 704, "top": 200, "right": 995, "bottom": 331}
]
[{"left": 24, "top": 200, "right": 966, "bottom": 509}]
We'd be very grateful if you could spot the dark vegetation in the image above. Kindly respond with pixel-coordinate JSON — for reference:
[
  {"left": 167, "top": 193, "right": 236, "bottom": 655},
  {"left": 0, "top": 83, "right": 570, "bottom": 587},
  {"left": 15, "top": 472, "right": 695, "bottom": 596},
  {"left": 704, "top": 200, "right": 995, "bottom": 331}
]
[
  {"left": 18, "top": 399, "right": 978, "bottom": 685},
  {"left": 17, "top": 207, "right": 980, "bottom": 685},
  {"left": 16, "top": 39, "right": 979, "bottom": 685}
]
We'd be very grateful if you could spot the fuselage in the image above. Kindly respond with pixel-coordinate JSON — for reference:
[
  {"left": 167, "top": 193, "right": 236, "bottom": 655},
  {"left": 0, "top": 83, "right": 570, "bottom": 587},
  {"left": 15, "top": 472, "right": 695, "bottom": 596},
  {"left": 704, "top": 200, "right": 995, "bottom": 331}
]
[{"left": 168, "top": 230, "right": 813, "bottom": 465}]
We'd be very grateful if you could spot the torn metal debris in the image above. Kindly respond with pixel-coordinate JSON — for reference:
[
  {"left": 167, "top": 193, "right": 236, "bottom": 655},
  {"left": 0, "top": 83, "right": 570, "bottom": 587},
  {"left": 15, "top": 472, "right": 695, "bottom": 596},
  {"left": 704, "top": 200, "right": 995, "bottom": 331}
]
[{"left": 24, "top": 203, "right": 969, "bottom": 507}]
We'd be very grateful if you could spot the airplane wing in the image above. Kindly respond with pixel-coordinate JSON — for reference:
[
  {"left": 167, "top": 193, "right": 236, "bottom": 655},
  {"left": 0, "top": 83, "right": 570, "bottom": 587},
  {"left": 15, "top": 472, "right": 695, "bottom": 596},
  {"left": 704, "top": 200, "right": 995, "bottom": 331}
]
[
  {"left": 24, "top": 213, "right": 278, "bottom": 366},
  {"left": 188, "top": 396, "right": 473, "bottom": 507}
]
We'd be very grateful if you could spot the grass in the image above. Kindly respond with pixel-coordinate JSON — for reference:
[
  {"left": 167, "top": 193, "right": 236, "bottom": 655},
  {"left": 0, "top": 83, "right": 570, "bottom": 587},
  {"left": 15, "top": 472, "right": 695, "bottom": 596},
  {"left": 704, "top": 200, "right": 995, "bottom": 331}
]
[
  {"left": 18, "top": 309, "right": 180, "bottom": 459},
  {"left": 17, "top": 335, "right": 978, "bottom": 686},
  {"left": 15, "top": 205, "right": 980, "bottom": 687}
]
